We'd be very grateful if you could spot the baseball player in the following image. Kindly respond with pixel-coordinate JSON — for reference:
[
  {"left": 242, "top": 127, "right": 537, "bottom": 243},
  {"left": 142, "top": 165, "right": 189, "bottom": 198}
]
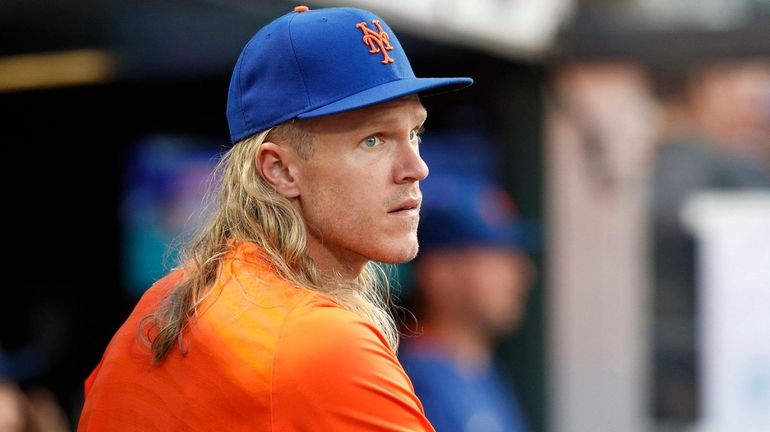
[
  {"left": 78, "top": 5, "right": 471, "bottom": 431},
  {"left": 399, "top": 165, "right": 535, "bottom": 432}
]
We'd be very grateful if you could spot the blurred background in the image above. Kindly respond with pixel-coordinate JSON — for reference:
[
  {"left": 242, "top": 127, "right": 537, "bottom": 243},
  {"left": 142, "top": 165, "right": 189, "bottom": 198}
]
[{"left": 1, "top": 0, "right": 768, "bottom": 431}]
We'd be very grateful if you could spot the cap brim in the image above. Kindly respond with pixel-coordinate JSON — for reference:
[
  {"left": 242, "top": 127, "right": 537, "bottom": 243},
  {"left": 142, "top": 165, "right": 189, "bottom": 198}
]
[{"left": 297, "top": 77, "right": 473, "bottom": 119}]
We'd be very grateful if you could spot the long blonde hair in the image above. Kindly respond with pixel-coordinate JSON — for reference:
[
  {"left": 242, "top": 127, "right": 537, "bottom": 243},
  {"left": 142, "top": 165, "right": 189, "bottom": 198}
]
[{"left": 142, "top": 123, "right": 398, "bottom": 363}]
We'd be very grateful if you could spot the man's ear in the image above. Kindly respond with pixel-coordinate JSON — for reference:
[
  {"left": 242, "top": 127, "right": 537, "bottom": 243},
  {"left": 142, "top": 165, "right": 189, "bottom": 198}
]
[{"left": 257, "top": 142, "right": 301, "bottom": 198}]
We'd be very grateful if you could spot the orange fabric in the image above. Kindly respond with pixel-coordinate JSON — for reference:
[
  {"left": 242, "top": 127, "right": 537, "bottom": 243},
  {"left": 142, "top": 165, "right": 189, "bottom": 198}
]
[{"left": 79, "top": 241, "right": 434, "bottom": 431}]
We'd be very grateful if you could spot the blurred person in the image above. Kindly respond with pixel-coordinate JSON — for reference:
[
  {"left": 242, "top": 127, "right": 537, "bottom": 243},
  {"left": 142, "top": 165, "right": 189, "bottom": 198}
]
[
  {"left": 0, "top": 380, "right": 25, "bottom": 432},
  {"left": 652, "top": 59, "right": 770, "bottom": 420},
  {"left": 399, "top": 169, "right": 534, "bottom": 432},
  {"left": 655, "top": 60, "right": 770, "bottom": 204},
  {"left": 0, "top": 382, "right": 69, "bottom": 432},
  {"left": 684, "top": 60, "right": 770, "bottom": 163},
  {"left": 1, "top": 349, "right": 69, "bottom": 432},
  {"left": 78, "top": 5, "right": 472, "bottom": 431}
]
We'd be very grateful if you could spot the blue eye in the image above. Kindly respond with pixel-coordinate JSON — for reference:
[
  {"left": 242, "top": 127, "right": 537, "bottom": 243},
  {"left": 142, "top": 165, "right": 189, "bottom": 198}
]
[
  {"left": 409, "top": 129, "right": 422, "bottom": 145},
  {"left": 410, "top": 126, "right": 425, "bottom": 145},
  {"left": 362, "top": 136, "right": 381, "bottom": 148}
]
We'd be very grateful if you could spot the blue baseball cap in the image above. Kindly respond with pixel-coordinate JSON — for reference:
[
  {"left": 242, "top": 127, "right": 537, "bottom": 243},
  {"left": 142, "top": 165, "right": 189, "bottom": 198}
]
[
  {"left": 417, "top": 129, "right": 538, "bottom": 252},
  {"left": 419, "top": 174, "right": 533, "bottom": 252},
  {"left": 226, "top": 6, "right": 473, "bottom": 143}
]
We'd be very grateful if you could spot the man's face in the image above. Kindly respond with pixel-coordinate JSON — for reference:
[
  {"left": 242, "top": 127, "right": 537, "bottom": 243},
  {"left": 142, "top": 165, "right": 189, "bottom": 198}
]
[
  {"left": 419, "top": 248, "right": 533, "bottom": 339},
  {"left": 295, "top": 96, "right": 428, "bottom": 273},
  {"left": 455, "top": 248, "right": 532, "bottom": 336}
]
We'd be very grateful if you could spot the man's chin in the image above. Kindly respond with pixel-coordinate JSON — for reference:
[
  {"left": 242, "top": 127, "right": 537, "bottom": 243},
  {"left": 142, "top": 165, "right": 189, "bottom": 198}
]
[{"left": 370, "top": 242, "right": 419, "bottom": 264}]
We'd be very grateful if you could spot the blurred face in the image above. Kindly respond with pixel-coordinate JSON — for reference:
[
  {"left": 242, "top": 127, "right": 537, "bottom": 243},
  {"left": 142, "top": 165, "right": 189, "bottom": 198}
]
[
  {"left": 461, "top": 249, "right": 532, "bottom": 334},
  {"left": 421, "top": 248, "right": 533, "bottom": 338},
  {"left": 0, "top": 382, "right": 25, "bottom": 432},
  {"left": 295, "top": 96, "right": 428, "bottom": 275},
  {"left": 690, "top": 61, "right": 770, "bottom": 149}
]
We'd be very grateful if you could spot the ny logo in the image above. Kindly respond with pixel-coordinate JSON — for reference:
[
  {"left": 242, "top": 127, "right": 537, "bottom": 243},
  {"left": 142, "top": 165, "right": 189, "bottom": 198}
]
[{"left": 356, "top": 20, "right": 394, "bottom": 64}]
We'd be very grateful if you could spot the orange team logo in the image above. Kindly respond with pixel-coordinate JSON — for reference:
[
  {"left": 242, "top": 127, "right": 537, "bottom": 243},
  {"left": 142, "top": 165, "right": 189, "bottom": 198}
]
[{"left": 356, "top": 20, "right": 395, "bottom": 64}]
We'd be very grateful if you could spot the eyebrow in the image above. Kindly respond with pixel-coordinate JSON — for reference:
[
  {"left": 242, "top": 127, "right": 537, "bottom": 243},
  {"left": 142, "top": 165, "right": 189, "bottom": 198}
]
[
  {"left": 416, "top": 106, "right": 428, "bottom": 126},
  {"left": 357, "top": 106, "right": 428, "bottom": 131}
]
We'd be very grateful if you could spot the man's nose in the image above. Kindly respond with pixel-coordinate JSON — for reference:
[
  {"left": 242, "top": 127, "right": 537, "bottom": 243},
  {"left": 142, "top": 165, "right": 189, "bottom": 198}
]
[{"left": 394, "top": 141, "right": 429, "bottom": 183}]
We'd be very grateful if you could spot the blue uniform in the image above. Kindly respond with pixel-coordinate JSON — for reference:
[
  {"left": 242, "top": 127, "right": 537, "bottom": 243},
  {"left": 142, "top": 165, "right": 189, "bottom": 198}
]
[{"left": 399, "top": 342, "right": 529, "bottom": 432}]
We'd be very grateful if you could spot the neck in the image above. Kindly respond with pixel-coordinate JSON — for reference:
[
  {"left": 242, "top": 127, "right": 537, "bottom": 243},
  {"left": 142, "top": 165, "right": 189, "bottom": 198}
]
[{"left": 305, "top": 234, "right": 367, "bottom": 280}]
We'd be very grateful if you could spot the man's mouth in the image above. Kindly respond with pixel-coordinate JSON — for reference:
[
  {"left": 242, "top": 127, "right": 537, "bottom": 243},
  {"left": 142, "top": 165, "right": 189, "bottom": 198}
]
[{"left": 389, "top": 198, "right": 421, "bottom": 214}]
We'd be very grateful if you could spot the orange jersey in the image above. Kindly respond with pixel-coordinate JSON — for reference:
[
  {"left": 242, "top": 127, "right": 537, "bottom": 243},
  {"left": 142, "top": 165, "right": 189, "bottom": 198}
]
[{"left": 79, "top": 241, "right": 434, "bottom": 431}]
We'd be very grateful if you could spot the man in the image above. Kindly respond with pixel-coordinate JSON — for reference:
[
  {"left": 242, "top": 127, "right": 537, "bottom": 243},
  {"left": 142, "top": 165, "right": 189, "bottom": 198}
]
[
  {"left": 651, "top": 60, "right": 770, "bottom": 419},
  {"left": 79, "top": 6, "right": 471, "bottom": 431},
  {"left": 398, "top": 141, "right": 534, "bottom": 432}
]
